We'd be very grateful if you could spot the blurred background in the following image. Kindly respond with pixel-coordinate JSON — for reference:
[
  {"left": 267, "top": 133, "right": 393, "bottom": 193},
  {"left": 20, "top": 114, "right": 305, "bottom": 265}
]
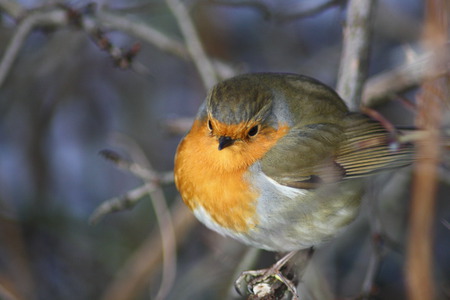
[{"left": 0, "top": 0, "right": 449, "bottom": 299}]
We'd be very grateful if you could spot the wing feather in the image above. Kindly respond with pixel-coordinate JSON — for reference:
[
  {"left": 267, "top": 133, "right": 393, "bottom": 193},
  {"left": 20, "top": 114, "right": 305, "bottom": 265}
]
[{"left": 261, "top": 113, "right": 414, "bottom": 189}]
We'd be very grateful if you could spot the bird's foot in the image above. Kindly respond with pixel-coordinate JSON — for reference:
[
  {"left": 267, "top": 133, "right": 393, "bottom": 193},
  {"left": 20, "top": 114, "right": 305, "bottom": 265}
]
[{"left": 235, "top": 251, "right": 299, "bottom": 300}]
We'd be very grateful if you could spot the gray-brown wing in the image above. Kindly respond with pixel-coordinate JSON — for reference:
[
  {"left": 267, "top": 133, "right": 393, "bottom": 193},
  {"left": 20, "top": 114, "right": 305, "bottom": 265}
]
[{"left": 261, "top": 114, "right": 414, "bottom": 189}]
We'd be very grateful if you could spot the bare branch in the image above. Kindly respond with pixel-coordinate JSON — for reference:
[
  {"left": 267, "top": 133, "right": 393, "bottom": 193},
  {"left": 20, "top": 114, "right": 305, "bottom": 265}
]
[
  {"left": 95, "top": 9, "right": 191, "bottom": 60},
  {"left": 0, "top": 2, "right": 236, "bottom": 87},
  {"left": 443, "top": 219, "right": 450, "bottom": 230},
  {"left": 165, "top": 0, "right": 219, "bottom": 90},
  {"left": 89, "top": 184, "right": 152, "bottom": 224},
  {"left": 363, "top": 45, "right": 450, "bottom": 107},
  {"left": 336, "top": 0, "right": 376, "bottom": 110},
  {"left": 98, "top": 149, "right": 174, "bottom": 183},
  {"left": 91, "top": 134, "right": 179, "bottom": 300},
  {"left": 0, "top": 9, "right": 66, "bottom": 87},
  {"left": 146, "top": 181, "right": 176, "bottom": 300},
  {"left": 89, "top": 149, "right": 174, "bottom": 224},
  {"left": 0, "top": 0, "right": 25, "bottom": 18}
]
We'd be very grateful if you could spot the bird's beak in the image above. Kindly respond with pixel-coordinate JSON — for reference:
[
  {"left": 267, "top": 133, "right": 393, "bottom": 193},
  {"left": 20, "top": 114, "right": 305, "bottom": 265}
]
[{"left": 218, "top": 136, "right": 235, "bottom": 150}]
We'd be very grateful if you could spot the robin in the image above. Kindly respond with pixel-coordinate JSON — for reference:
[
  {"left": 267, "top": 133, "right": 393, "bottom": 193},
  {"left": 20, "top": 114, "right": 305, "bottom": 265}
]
[{"left": 174, "top": 72, "right": 414, "bottom": 297}]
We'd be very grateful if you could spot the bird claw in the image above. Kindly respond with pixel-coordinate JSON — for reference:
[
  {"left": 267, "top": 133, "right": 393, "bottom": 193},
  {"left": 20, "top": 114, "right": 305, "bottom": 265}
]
[{"left": 234, "top": 251, "right": 299, "bottom": 299}]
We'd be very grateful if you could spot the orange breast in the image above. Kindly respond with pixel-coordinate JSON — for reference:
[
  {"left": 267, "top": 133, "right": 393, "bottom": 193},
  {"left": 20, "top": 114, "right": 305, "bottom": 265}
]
[{"left": 174, "top": 119, "right": 289, "bottom": 233}]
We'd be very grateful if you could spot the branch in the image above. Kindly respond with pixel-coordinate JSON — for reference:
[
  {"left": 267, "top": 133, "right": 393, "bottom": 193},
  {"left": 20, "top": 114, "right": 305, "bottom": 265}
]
[
  {"left": 0, "top": 8, "right": 66, "bottom": 87},
  {"left": 0, "top": 0, "right": 25, "bottom": 18},
  {"left": 89, "top": 183, "right": 151, "bottom": 224},
  {"left": 92, "top": 140, "right": 181, "bottom": 300},
  {"left": 0, "top": 2, "right": 236, "bottom": 89},
  {"left": 336, "top": 0, "right": 376, "bottom": 110},
  {"left": 95, "top": 9, "right": 191, "bottom": 60},
  {"left": 363, "top": 45, "right": 450, "bottom": 107},
  {"left": 165, "top": 0, "right": 219, "bottom": 90},
  {"left": 97, "top": 8, "right": 236, "bottom": 78},
  {"left": 89, "top": 149, "right": 173, "bottom": 224},
  {"left": 405, "top": 1, "right": 449, "bottom": 299}
]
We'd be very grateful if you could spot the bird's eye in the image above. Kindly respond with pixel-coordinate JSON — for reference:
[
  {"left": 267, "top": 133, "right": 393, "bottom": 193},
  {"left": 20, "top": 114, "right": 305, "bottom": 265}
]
[
  {"left": 248, "top": 125, "right": 259, "bottom": 137},
  {"left": 207, "top": 120, "right": 213, "bottom": 132}
]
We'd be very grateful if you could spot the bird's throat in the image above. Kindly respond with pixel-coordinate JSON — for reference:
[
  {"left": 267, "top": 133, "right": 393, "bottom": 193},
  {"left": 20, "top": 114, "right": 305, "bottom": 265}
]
[{"left": 174, "top": 119, "right": 289, "bottom": 233}]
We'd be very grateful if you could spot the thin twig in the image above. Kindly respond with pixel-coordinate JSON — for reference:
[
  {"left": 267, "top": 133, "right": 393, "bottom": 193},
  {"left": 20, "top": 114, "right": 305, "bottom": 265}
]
[
  {"left": 336, "top": 0, "right": 376, "bottom": 110},
  {"left": 89, "top": 149, "right": 173, "bottom": 224},
  {"left": 125, "top": 140, "right": 177, "bottom": 300},
  {"left": 95, "top": 9, "right": 191, "bottom": 60},
  {"left": 94, "top": 136, "right": 178, "bottom": 300},
  {"left": 98, "top": 149, "right": 174, "bottom": 183},
  {"left": 165, "top": 0, "right": 219, "bottom": 90},
  {"left": 147, "top": 184, "right": 177, "bottom": 300},
  {"left": 89, "top": 183, "right": 152, "bottom": 224}
]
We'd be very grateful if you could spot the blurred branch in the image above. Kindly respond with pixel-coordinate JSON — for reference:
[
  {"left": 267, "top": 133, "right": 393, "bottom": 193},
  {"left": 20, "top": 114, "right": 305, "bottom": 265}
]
[
  {"left": 337, "top": 0, "right": 376, "bottom": 110},
  {"left": 148, "top": 189, "right": 176, "bottom": 300},
  {"left": 98, "top": 149, "right": 174, "bottom": 182},
  {"left": 0, "top": 0, "right": 25, "bottom": 17},
  {"left": 0, "top": 8, "right": 66, "bottom": 87},
  {"left": 89, "top": 183, "right": 152, "bottom": 224},
  {"left": 166, "top": 0, "right": 220, "bottom": 90},
  {"left": 443, "top": 219, "right": 450, "bottom": 230},
  {"left": 99, "top": 200, "right": 195, "bottom": 300},
  {"left": 89, "top": 149, "right": 173, "bottom": 224},
  {"left": 95, "top": 9, "right": 191, "bottom": 60},
  {"left": 0, "top": 2, "right": 236, "bottom": 89},
  {"left": 406, "top": 1, "right": 449, "bottom": 299},
  {"left": 96, "top": 8, "right": 236, "bottom": 78},
  {"left": 407, "top": 79, "right": 443, "bottom": 300},
  {"left": 92, "top": 137, "right": 185, "bottom": 300},
  {"left": 363, "top": 45, "right": 450, "bottom": 107}
]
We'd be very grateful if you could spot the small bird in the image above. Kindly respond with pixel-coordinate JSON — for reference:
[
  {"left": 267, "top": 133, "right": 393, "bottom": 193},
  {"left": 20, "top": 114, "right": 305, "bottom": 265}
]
[{"left": 174, "top": 73, "right": 413, "bottom": 296}]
